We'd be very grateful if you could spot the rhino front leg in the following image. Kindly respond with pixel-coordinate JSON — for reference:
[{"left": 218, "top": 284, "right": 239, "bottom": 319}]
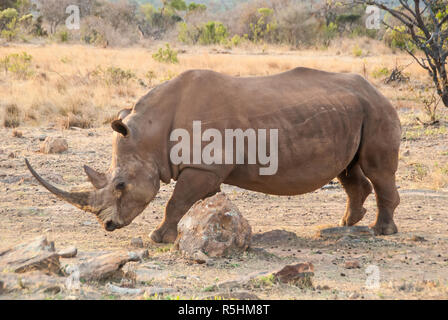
[{"left": 150, "top": 168, "right": 222, "bottom": 243}]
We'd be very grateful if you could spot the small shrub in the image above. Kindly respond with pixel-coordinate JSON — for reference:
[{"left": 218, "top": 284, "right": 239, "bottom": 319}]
[
  {"left": 384, "top": 26, "right": 417, "bottom": 52},
  {"left": 0, "top": 8, "right": 19, "bottom": 41},
  {"left": 352, "top": 45, "right": 363, "bottom": 57},
  {"left": 0, "top": 52, "right": 34, "bottom": 79},
  {"left": 198, "top": 21, "right": 229, "bottom": 45},
  {"left": 230, "top": 34, "right": 241, "bottom": 47},
  {"left": 179, "top": 21, "right": 230, "bottom": 46},
  {"left": 92, "top": 66, "right": 136, "bottom": 86},
  {"left": 248, "top": 8, "right": 277, "bottom": 44},
  {"left": 146, "top": 70, "right": 157, "bottom": 86},
  {"left": 372, "top": 67, "right": 390, "bottom": 79},
  {"left": 251, "top": 274, "right": 276, "bottom": 288},
  {"left": 3, "top": 104, "right": 21, "bottom": 128},
  {"left": 152, "top": 44, "right": 179, "bottom": 64},
  {"left": 57, "top": 30, "right": 69, "bottom": 43},
  {"left": 321, "top": 22, "right": 338, "bottom": 46},
  {"left": 410, "top": 163, "right": 429, "bottom": 181}
]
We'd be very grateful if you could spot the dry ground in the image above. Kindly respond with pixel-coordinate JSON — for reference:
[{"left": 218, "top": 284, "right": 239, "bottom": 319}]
[{"left": 0, "top": 41, "right": 448, "bottom": 300}]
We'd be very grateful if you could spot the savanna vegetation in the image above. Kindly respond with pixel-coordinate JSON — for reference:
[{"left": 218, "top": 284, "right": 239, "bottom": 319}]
[
  {"left": 1, "top": 1, "right": 448, "bottom": 301},
  {"left": 0, "top": 0, "right": 447, "bottom": 190}
]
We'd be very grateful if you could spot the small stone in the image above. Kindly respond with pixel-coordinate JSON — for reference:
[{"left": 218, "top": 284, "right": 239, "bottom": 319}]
[
  {"left": 316, "top": 284, "right": 330, "bottom": 290},
  {"left": 131, "top": 237, "right": 144, "bottom": 248},
  {"left": 8, "top": 152, "right": 16, "bottom": 158},
  {"left": 40, "top": 137, "right": 68, "bottom": 154},
  {"left": 12, "top": 129, "right": 23, "bottom": 138},
  {"left": 38, "top": 135, "right": 47, "bottom": 141},
  {"left": 191, "top": 251, "right": 211, "bottom": 264},
  {"left": 272, "top": 262, "right": 314, "bottom": 287},
  {"left": 106, "top": 283, "right": 144, "bottom": 295},
  {"left": 344, "top": 260, "right": 361, "bottom": 269},
  {"left": 349, "top": 292, "right": 359, "bottom": 299},
  {"left": 410, "top": 235, "right": 426, "bottom": 242},
  {"left": 402, "top": 150, "right": 410, "bottom": 157},
  {"left": 57, "top": 247, "right": 77, "bottom": 258},
  {"left": 129, "top": 249, "right": 149, "bottom": 261},
  {"left": 43, "top": 285, "right": 62, "bottom": 294}
]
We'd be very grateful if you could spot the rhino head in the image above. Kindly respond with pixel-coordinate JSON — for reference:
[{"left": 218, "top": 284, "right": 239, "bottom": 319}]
[{"left": 26, "top": 112, "right": 161, "bottom": 231}]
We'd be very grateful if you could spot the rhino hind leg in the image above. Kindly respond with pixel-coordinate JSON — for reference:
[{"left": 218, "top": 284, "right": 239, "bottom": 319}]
[
  {"left": 364, "top": 170, "right": 400, "bottom": 236},
  {"left": 359, "top": 136, "right": 400, "bottom": 236},
  {"left": 338, "top": 164, "right": 373, "bottom": 227},
  {"left": 150, "top": 168, "right": 222, "bottom": 244}
]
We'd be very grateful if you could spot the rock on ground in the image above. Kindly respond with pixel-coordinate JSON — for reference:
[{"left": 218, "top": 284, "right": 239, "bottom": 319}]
[
  {"left": 57, "top": 246, "right": 77, "bottom": 258},
  {"left": 40, "top": 137, "right": 68, "bottom": 154},
  {"left": 66, "top": 251, "right": 142, "bottom": 282},
  {"left": 1, "top": 271, "right": 65, "bottom": 295},
  {"left": 0, "top": 236, "right": 61, "bottom": 274},
  {"left": 344, "top": 260, "right": 361, "bottom": 269},
  {"left": 272, "top": 262, "right": 314, "bottom": 287},
  {"left": 130, "top": 237, "right": 144, "bottom": 248},
  {"left": 105, "top": 283, "right": 144, "bottom": 296},
  {"left": 174, "top": 192, "right": 252, "bottom": 258}
]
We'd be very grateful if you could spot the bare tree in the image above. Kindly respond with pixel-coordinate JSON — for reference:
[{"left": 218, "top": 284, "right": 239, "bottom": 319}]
[
  {"left": 39, "top": 0, "right": 73, "bottom": 34},
  {"left": 359, "top": 0, "right": 448, "bottom": 107}
]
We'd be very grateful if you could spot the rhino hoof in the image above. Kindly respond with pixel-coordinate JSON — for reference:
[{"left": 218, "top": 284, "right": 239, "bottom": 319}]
[
  {"left": 369, "top": 221, "right": 398, "bottom": 236},
  {"left": 149, "top": 228, "right": 178, "bottom": 244},
  {"left": 339, "top": 208, "right": 367, "bottom": 227}
]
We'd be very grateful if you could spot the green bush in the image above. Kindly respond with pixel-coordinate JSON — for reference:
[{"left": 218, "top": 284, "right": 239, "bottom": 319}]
[
  {"left": 93, "top": 66, "right": 136, "bottom": 86},
  {"left": 198, "top": 21, "right": 228, "bottom": 45},
  {"left": 178, "top": 21, "right": 200, "bottom": 45},
  {"left": 0, "top": 51, "right": 33, "bottom": 79},
  {"left": 352, "top": 44, "right": 363, "bottom": 57},
  {"left": 321, "top": 22, "right": 338, "bottom": 46},
  {"left": 248, "top": 8, "right": 277, "bottom": 43},
  {"left": 384, "top": 26, "right": 417, "bottom": 52},
  {"left": 0, "top": 8, "right": 18, "bottom": 41},
  {"left": 152, "top": 44, "right": 179, "bottom": 64},
  {"left": 57, "top": 30, "right": 69, "bottom": 42},
  {"left": 178, "top": 21, "right": 229, "bottom": 45},
  {"left": 372, "top": 67, "right": 390, "bottom": 79}
]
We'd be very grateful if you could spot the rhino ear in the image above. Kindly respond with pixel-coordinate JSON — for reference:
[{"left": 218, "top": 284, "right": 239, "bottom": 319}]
[
  {"left": 111, "top": 119, "right": 129, "bottom": 137},
  {"left": 117, "top": 108, "right": 132, "bottom": 120},
  {"left": 84, "top": 165, "right": 108, "bottom": 189}
]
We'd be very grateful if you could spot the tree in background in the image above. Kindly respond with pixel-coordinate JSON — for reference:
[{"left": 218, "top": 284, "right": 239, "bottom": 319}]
[
  {"left": 39, "top": 0, "right": 73, "bottom": 34},
  {"left": 362, "top": 0, "right": 448, "bottom": 107}
]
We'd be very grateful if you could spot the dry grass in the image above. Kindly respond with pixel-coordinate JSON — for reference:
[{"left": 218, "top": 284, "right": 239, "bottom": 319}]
[
  {"left": 0, "top": 39, "right": 432, "bottom": 127},
  {"left": 1, "top": 40, "right": 447, "bottom": 189}
]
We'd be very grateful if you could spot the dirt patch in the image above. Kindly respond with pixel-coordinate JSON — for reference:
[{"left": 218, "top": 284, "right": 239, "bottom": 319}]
[{"left": 0, "top": 125, "right": 447, "bottom": 300}]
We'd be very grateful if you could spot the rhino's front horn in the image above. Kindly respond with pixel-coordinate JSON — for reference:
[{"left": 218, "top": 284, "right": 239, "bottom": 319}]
[{"left": 25, "top": 159, "right": 100, "bottom": 214}]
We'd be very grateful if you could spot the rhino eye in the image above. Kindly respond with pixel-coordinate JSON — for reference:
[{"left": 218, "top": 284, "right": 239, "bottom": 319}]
[{"left": 115, "top": 182, "right": 126, "bottom": 191}]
